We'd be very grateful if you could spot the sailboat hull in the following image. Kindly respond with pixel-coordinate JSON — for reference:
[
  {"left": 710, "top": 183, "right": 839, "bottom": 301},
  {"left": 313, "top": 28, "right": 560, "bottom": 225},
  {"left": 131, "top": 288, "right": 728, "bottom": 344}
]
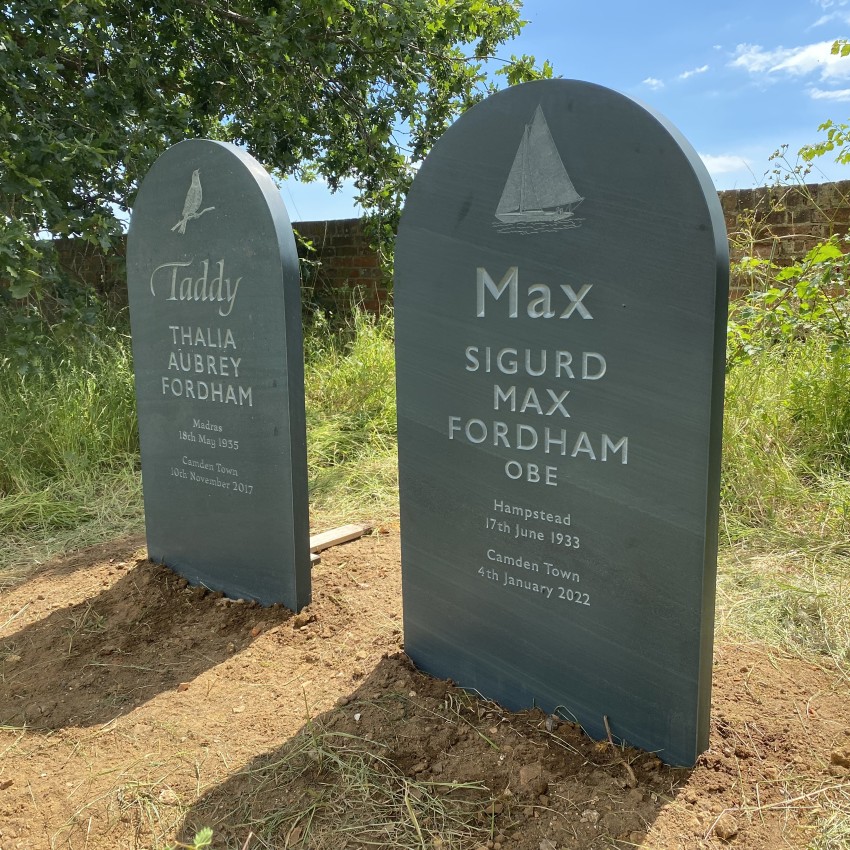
[{"left": 496, "top": 209, "right": 575, "bottom": 224}]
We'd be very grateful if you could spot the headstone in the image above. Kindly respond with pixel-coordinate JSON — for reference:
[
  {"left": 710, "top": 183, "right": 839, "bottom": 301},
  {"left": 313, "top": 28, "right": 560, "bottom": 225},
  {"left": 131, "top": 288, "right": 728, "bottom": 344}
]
[
  {"left": 127, "top": 139, "right": 310, "bottom": 610},
  {"left": 394, "top": 79, "right": 728, "bottom": 766}
]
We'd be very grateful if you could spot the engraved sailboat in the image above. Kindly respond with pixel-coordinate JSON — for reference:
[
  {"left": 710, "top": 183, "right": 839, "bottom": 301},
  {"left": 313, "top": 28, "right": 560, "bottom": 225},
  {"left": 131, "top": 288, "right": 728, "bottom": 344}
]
[{"left": 495, "top": 105, "right": 583, "bottom": 226}]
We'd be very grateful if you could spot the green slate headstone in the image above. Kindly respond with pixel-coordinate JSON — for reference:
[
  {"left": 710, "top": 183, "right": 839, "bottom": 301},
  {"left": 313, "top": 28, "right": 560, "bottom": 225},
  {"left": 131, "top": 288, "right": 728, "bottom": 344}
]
[
  {"left": 394, "top": 79, "right": 728, "bottom": 766},
  {"left": 127, "top": 139, "right": 310, "bottom": 610}
]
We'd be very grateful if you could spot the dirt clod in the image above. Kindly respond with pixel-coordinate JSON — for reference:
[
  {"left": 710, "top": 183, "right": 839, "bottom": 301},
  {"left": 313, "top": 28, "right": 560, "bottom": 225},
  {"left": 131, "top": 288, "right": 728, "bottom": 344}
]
[
  {"left": 518, "top": 762, "right": 548, "bottom": 797},
  {"left": 830, "top": 747, "right": 850, "bottom": 769},
  {"left": 292, "top": 610, "right": 313, "bottom": 628},
  {"left": 713, "top": 812, "right": 740, "bottom": 841}
]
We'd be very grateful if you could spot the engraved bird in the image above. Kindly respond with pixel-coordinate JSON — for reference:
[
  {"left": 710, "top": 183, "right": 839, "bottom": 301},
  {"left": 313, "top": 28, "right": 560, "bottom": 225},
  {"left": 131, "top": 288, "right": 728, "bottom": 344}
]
[{"left": 172, "top": 169, "right": 215, "bottom": 233}]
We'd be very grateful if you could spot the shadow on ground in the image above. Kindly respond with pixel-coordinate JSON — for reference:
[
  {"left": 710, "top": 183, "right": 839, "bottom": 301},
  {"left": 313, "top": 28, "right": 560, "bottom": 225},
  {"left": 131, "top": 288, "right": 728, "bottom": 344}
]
[
  {"left": 175, "top": 653, "right": 689, "bottom": 850},
  {"left": 0, "top": 554, "right": 294, "bottom": 728}
]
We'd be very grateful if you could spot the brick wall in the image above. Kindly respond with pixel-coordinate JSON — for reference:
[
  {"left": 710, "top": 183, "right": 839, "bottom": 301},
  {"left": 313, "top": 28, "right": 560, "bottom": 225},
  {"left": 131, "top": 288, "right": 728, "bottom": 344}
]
[
  {"left": 54, "top": 237, "right": 128, "bottom": 311},
  {"left": 53, "top": 219, "right": 389, "bottom": 316},
  {"left": 293, "top": 219, "right": 389, "bottom": 315},
  {"left": 46, "top": 181, "right": 850, "bottom": 311},
  {"left": 718, "top": 180, "right": 850, "bottom": 265}
]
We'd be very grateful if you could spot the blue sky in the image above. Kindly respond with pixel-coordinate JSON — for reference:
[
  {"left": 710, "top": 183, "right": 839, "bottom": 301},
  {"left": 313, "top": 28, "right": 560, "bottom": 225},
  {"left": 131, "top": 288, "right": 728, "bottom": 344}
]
[{"left": 281, "top": 0, "right": 850, "bottom": 221}]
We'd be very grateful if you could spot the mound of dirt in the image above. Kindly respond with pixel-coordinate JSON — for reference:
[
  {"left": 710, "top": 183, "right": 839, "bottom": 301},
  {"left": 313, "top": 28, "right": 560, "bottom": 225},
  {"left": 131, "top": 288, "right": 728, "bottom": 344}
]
[{"left": 0, "top": 532, "right": 847, "bottom": 849}]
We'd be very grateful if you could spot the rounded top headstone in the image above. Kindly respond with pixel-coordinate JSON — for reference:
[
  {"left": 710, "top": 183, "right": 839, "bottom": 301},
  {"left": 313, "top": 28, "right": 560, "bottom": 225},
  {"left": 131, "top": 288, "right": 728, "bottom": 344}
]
[
  {"left": 394, "top": 79, "right": 728, "bottom": 767},
  {"left": 130, "top": 139, "right": 296, "bottom": 266},
  {"left": 126, "top": 139, "right": 310, "bottom": 610}
]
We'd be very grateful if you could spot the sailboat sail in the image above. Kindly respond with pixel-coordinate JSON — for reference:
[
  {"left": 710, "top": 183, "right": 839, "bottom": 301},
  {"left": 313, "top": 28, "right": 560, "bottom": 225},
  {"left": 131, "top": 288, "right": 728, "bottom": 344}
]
[
  {"left": 496, "top": 128, "right": 530, "bottom": 218},
  {"left": 495, "top": 105, "right": 583, "bottom": 225}
]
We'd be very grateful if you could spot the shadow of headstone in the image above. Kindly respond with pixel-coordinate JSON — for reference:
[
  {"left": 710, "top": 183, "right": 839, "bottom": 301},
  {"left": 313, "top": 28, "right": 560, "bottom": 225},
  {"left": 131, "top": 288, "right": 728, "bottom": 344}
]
[
  {"left": 0, "top": 558, "right": 293, "bottom": 729},
  {"left": 176, "top": 653, "right": 690, "bottom": 849}
]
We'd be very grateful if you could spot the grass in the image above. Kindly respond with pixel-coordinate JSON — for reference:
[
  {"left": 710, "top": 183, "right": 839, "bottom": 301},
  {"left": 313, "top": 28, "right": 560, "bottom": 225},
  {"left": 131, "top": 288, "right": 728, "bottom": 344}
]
[
  {"left": 721, "top": 336, "right": 850, "bottom": 546},
  {"left": 1, "top": 304, "right": 848, "bottom": 672},
  {"left": 719, "top": 332, "right": 850, "bottom": 675},
  {"left": 304, "top": 308, "right": 398, "bottom": 529},
  {"left": 0, "top": 307, "right": 399, "bottom": 581},
  {"left": 719, "top": 324, "right": 850, "bottom": 849},
  {"left": 0, "top": 325, "right": 143, "bottom": 583}
]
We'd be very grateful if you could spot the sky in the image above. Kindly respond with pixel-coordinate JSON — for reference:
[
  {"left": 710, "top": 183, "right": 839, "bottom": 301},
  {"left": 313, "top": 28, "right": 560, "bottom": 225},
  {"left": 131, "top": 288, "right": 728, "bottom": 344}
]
[{"left": 280, "top": 0, "right": 850, "bottom": 221}]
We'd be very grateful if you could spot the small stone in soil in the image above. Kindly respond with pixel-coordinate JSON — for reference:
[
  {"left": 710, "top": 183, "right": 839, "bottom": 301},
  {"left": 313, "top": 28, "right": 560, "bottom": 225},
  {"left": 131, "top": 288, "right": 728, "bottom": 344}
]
[
  {"left": 518, "top": 763, "right": 548, "bottom": 796},
  {"left": 831, "top": 747, "right": 850, "bottom": 768},
  {"left": 713, "top": 813, "right": 739, "bottom": 841}
]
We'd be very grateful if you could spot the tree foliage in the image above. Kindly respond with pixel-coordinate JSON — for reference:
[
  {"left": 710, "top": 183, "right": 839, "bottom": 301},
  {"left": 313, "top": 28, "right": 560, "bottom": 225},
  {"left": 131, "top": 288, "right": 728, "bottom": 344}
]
[
  {"left": 799, "top": 39, "right": 850, "bottom": 167},
  {"left": 0, "top": 0, "right": 549, "bottom": 307}
]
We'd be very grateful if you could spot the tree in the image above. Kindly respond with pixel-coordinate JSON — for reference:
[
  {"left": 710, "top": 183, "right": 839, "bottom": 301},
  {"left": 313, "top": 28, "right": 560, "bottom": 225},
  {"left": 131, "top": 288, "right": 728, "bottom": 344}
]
[
  {"left": 799, "top": 39, "right": 850, "bottom": 167},
  {"left": 0, "top": 0, "right": 550, "bottom": 308}
]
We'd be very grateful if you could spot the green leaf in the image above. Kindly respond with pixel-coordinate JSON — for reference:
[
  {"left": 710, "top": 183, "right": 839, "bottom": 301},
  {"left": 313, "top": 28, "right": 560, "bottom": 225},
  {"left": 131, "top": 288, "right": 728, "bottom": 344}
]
[
  {"left": 776, "top": 266, "right": 801, "bottom": 282},
  {"left": 192, "top": 828, "right": 213, "bottom": 848},
  {"left": 804, "top": 241, "right": 843, "bottom": 265},
  {"left": 8, "top": 281, "right": 33, "bottom": 299}
]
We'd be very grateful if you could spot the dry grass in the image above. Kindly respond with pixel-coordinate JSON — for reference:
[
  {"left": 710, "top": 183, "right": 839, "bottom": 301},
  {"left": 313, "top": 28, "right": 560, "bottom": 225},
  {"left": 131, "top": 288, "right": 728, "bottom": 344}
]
[
  {"left": 181, "top": 726, "right": 491, "bottom": 850},
  {"left": 716, "top": 547, "right": 850, "bottom": 677}
]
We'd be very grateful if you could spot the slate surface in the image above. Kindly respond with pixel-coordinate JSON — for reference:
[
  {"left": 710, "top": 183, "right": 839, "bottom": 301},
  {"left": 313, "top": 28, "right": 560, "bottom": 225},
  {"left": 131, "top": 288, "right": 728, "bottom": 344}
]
[
  {"left": 394, "top": 79, "right": 728, "bottom": 766},
  {"left": 127, "top": 140, "right": 310, "bottom": 610}
]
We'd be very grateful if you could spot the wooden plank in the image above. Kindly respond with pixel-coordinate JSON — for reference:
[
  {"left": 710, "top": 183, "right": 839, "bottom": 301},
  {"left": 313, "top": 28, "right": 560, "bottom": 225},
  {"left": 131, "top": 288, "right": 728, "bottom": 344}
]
[
  {"left": 309, "top": 523, "right": 372, "bottom": 554},
  {"left": 310, "top": 553, "right": 321, "bottom": 566}
]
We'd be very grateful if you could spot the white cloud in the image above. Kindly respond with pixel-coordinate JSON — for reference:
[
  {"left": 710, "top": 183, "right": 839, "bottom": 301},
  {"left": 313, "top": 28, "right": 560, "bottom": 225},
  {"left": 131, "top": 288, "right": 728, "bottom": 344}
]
[
  {"left": 700, "top": 153, "right": 752, "bottom": 175},
  {"left": 679, "top": 64, "right": 710, "bottom": 80},
  {"left": 731, "top": 40, "right": 850, "bottom": 80},
  {"left": 811, "top": 12, "right": 845, "bottom": 25},
  {"left": 809, "top": 85, "right": 850, "bottom": 99},
  {"left": 642, "top": 77, "right": 664, "bottom": 90}
]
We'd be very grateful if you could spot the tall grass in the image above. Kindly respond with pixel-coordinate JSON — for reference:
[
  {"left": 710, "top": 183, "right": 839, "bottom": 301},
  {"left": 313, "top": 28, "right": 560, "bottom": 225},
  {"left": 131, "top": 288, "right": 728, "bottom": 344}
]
[
  {"left": 0, "top": 307, "right": 399, "bottom": 579},
  {"left": 0, "top": 335, "right": 139, "bottom": 499},
  {"left": 722, "top": 335, "right": 850, "bottom": 547},
  {"left": 720, "top": 331, "right": 850, "bottom": 673},
  {"left": 304, "top": 308, "right": 398, "bottom": 527},
  {"left": 0, "top": 326, "right": 142, "bottom": 581}
]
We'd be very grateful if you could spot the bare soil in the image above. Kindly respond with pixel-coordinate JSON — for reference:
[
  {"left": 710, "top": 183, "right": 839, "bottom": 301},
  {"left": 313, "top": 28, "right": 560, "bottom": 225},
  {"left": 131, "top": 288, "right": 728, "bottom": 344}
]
[{"left": 0, "top": 532, "right": 848, "bottom": 850}]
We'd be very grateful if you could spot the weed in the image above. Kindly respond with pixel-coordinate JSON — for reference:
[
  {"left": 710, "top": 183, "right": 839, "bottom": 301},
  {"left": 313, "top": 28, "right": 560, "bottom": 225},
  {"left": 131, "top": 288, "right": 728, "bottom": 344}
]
[{"left": 167, "top": 827, "right": 213, "bottom": 850}]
